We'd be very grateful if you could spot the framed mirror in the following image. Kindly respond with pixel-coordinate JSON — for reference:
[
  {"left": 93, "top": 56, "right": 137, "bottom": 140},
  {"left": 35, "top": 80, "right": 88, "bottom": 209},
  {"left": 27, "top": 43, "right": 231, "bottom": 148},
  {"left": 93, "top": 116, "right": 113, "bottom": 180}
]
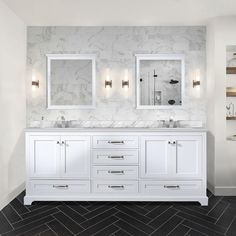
[
  {"left": 136, "top": 54, "right": 185, "bottom": 109},
  {"left": 47, "top": 54, "right": 96, "bottom": 109}
]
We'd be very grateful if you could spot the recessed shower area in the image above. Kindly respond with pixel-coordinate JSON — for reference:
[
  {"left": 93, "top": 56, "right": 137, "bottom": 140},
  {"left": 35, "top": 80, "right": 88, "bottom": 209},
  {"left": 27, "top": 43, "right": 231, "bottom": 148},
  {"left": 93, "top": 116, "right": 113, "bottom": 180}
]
[
  {"left": 136, "top": 54, "right": 184, "bottom": 109},
  {"left": 226, "top": 45, "right": 236, "bottom": 140}
]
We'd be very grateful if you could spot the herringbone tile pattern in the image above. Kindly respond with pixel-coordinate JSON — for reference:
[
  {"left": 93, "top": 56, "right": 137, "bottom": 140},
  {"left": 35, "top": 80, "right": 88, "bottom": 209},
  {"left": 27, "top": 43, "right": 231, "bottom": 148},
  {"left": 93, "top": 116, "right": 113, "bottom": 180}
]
[{"left": 1, "top": 190, "right": 236, "bottom": 236}]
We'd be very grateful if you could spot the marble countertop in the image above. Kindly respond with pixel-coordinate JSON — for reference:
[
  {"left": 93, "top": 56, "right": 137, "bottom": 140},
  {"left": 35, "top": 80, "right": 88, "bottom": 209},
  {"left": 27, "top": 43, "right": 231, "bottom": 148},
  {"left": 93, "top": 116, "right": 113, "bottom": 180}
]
[{"left": 25, "top": 127, "right": 207, "bottom": 132}]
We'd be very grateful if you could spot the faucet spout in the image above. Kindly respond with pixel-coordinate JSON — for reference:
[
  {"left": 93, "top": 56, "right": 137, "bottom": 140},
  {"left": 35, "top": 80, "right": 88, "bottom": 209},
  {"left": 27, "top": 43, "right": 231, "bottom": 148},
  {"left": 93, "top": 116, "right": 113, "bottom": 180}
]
[{"left": 169, "top": 117, "right": 175, "bottom": 128}]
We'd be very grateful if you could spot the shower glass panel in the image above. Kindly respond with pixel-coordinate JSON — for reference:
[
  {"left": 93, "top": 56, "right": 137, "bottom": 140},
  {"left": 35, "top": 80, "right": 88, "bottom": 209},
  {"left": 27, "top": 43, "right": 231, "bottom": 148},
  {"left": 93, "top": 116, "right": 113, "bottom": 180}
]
[{"left": 136, "top": 54, "right": 185, "bottom": 109}]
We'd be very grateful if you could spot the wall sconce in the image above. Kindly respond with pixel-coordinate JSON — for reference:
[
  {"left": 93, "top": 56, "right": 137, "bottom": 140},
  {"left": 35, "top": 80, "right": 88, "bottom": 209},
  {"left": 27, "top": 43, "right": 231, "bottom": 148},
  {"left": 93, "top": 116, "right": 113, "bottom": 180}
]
[
  {"left": 105, "top": 80, "right": 112, "bottom": 88},
  {"left": 193, "top": 69, "right": 200, "bottom": 88},
  {"left": 32, "top": 80, "right": 39, "bottom": 88},
  {"left": 32, "top": 70, "right": 39, "bottom": 90},
  {"left": 193, "top": 80, "right": 200, "bottom": 88},
  {"left": 122, "top": 69, "right": 129, "bottom": 89},
  {"left": 122, "top": 80, "right": 129, "bottom": 88}
]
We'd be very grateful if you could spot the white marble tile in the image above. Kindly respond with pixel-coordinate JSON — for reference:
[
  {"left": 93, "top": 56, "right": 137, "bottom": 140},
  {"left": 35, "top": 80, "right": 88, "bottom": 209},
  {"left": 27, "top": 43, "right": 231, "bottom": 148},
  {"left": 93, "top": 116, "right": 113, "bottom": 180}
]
[{"left": 27, "top": 26, "right": 206, "bottom": 127}]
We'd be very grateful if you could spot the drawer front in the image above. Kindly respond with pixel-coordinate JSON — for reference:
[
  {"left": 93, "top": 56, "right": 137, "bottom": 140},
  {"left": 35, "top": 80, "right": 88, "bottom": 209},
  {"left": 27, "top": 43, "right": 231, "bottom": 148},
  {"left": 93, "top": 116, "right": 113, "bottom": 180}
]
[
  {"left": 92, "top": 150, "right": 138, "bottom": 165},
  {"left": 92, "top": 136, "right": 138, "bottom": 149},
  {"left": 140, "top": 181, "right": 203, "bottom": 196},
  {"left": 92, "top": 166, "right": 138, "bottom": 179},
  {"left": 29, "top": 180, "right": 90, "bottom": 195},
  {"left": 92, "top": 181, "right": 138, "bottom": 193}
]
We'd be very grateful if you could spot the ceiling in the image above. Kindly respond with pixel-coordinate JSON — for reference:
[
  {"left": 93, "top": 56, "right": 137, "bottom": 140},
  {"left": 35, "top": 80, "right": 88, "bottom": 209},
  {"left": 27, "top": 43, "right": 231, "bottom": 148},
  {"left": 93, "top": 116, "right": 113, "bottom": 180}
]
[{"left": 3, "top": 0, "right": 236, "bottom": 26}]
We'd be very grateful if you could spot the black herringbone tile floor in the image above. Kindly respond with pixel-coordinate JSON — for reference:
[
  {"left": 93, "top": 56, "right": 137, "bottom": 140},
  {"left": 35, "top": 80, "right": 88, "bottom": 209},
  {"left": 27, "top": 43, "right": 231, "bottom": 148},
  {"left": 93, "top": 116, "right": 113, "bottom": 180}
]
[{"left": 1, "top": 191, "right": 236, "bottom": 236}]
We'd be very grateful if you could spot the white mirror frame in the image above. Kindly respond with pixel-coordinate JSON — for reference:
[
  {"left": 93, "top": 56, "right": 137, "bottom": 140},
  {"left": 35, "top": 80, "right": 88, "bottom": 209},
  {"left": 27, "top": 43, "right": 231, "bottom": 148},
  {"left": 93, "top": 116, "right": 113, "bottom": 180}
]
[
  {"left": 136, "top": 54, "right": 185, "bottom": 109},
  {"left": 46, "top": 54, "right": 96, "bottom": 110}
]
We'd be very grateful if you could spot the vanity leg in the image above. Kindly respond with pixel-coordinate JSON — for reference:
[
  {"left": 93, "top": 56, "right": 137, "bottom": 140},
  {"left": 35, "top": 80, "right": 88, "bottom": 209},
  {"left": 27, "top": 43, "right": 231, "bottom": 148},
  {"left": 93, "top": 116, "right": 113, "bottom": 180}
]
[
  {"left": 24, "top": 196, "right": 33, "bottom": 205},
  {"left": 199, "top": 197, "right": 208, "bottom": 206}
]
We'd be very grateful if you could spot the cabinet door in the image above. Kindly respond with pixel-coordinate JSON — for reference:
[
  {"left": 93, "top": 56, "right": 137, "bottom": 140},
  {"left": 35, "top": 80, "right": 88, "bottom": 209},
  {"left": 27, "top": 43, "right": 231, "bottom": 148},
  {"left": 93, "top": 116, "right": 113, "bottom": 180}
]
[
  {"left": 173, "top": 136, "right": 202, "bottom": 178},
  {"left": 141, "top": 136, "right": 172, "bottom": 178},
  {"left": 29, "top": 136, "right": 61, "bottom": 178},
  {"left": 61, "top": 136, "right": 90, "bottom": 178}
]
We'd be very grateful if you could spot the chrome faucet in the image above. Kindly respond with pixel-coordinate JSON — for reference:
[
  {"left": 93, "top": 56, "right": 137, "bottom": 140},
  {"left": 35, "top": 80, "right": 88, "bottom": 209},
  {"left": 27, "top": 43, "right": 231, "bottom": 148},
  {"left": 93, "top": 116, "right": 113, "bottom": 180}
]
[
  {"left": 56, "top": 116, "right": 67, "bottom": 128},
  {"left": 169, "top": 117, "right": 175, "bottom": 128}
]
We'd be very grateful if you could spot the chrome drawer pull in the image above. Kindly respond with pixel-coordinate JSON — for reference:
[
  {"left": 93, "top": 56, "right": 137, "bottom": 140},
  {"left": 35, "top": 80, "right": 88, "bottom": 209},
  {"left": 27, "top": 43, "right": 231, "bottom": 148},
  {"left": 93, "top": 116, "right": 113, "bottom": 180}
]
[
  {"left": 164, "top": 185, "right": 180, "bottom": 189},
  {"left": 108, "top": 170, "right": 124, "bottom": 174},
  {"left": 108, "top": 155, "right": 124, "bottom": 159},
  {"left": 108, "top": 141, "right": 125, "bottom": 144},
  {"left": 53, "top": 185, "right": 69, "bottom": 189},
  {"left": 108, "top": 185, "right": 124, "bottom": 189}
]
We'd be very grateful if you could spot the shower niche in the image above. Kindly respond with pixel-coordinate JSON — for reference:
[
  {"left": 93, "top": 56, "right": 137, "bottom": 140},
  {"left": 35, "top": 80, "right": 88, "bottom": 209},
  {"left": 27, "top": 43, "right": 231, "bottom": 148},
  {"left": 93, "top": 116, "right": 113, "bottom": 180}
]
[{"left": 136, "top": 54, "right": 185, "bottom": 109}]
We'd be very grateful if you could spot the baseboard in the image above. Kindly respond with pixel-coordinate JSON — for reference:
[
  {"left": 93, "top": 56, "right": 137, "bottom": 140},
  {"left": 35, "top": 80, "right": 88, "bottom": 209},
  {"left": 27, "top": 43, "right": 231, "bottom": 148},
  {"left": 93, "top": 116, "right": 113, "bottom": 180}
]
[
  {"left": 214, "top": 186, "right": 236, "bottom": 196},
  {"left": 207, "top": 182, "right": 215, "bottom": 195},
  {"left": 0, "top": 182, "right": 25, "bottom": 211}
]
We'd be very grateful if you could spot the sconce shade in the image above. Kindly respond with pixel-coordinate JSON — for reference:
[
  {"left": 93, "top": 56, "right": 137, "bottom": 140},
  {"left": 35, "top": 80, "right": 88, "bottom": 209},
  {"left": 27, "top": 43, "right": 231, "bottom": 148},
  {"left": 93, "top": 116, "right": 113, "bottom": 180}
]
[
  {"left": 122, "top": 80, "right": 129, "bottom": 88},
  {"left": 32, "top": 80, "right": 39, "bottom": 87},
  {"left": 193, "top": 80, "right": 200, "bottom": 88},
  {"left": 105, "top": 80, "right": 112, "bottom": 88}
]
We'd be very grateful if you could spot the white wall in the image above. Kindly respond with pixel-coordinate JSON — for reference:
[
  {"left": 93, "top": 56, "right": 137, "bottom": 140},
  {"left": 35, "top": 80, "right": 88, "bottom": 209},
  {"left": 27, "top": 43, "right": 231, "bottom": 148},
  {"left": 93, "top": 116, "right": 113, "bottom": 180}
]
[
  {"left": 0, "top": 0, "right": 26, "bottom": 209},
  {"left": 207, "top": 16, "right": 236, "bottom": 195}
]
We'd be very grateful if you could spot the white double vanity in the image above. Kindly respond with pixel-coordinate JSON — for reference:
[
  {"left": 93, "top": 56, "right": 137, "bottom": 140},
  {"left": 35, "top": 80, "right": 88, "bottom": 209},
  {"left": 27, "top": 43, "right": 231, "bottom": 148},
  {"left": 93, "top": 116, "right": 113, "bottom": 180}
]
[{"left": 24, "top": 128, "right": 208, "bottom": 206}]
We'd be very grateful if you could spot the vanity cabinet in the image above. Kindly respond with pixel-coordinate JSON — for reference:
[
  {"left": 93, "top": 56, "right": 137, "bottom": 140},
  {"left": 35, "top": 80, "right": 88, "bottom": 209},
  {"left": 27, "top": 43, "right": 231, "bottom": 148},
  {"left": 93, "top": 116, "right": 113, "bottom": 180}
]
[
  {"left": 24, "top": 129, "right": 207, "bottom": 206},
  {"left": 29, "top": 135, "right": 90, "bottom": 179},
  {"left": 140, "top": 135, "right": 202, "bottom": 179}
]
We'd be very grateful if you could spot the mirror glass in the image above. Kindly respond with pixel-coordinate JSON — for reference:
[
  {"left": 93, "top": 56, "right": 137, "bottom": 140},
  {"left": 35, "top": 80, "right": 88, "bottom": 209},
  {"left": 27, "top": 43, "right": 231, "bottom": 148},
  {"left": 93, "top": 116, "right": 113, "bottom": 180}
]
[
  {"left": 136, "top": 54, "right": 184, "bottom": 109},
  {"left": 47, "top": 54, "right": 96, "bottom": 109}
]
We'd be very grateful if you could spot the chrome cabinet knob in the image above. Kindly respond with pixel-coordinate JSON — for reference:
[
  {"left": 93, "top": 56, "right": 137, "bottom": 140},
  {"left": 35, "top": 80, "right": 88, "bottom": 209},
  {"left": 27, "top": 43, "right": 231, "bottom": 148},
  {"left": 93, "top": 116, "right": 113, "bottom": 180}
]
[{"left": 168, "top": 141, "right": 176, "bottom": 145}]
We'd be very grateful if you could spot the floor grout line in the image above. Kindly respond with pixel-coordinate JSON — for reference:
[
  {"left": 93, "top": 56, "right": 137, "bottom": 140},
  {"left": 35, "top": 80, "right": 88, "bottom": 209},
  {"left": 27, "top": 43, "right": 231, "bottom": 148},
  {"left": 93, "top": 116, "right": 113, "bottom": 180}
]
[
  {"left": 166, "top": 219, "right": 184, "bottom": 236},
  {"left": 49, "top": 217, "right": 77, "bottom": 236},
  {"left": 66, "top": 202, "right": 90, "bottom": 215},
  {"left": 112, "top": 222, "right": 133, "bottom": 236},
  {"left": 184, "top": 228, "right": 192, "bottom": 236},
  {"left": 214, "top": 202, "right": 230, "bottom": 224},
  {"left": 150, "top": 212, "right": 178, "bottom": 236},
  {"left": 144, "top": 204, "right": 161, "bottom": 216},
  {"left": 114, "top": 219, "right": 146, "bottom": 236},
  {"left": 182, "top": 224, "right": 208, "bottom": 236},
  {"left": 46, "top": 222, "right": 59, "bottom": 236},
  {"left": 181, "top": 215, "right": 226, "bottom": 235},
  {"left": 75, "top": 210, "right": 119, "bottom": 235},
  {"left": 8, "top": 204, "right": 24, "bottom": 221},
  {"left": 116, "top": 209, "right": 156, "bottom": 230},
  {"left": 1, "top": 209, "right": 15, "bottom": 230},
  {"left": 81, "top": 205, "right": 117, "bottom": 224},
  {"left": 206, "top": 196, "right": 223, "bottom": 215},
  {"left": 147, "top": 205, "right": 173, "bottom": 225},
  {"left": 53, "top": 207, "right": 86, "bottom": 230},
  {"left": 92, "top": 220, "right": 120, "bottom": 236},
  {"left": 173, "top": 205, "right": 217, "bottom": 223},
  {"left": 224, "top": 215, "right": 236, "bottom": 236}
]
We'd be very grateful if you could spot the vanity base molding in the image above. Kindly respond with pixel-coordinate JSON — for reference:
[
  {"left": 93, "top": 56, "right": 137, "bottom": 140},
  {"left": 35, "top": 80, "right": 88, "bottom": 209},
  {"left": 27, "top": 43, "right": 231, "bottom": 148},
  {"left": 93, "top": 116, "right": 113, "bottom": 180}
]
[
  {"left": 24, "top": 195, "right": 208, "bottom": 206},
  {"left": 24, "top": 129, "right": 207, "bottom": 206}
]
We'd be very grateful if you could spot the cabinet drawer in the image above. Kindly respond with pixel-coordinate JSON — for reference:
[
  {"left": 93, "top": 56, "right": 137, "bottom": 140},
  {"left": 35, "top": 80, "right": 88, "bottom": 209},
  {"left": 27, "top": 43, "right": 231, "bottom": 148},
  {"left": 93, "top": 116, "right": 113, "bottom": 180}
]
[
  {"left": 92, "top": 166, "right": 138, "bottom": 179},
  {"left": 28, "top": 180, "right": 90, "bottom": 195},
  {"left": 92, "top": 181, "right": 138, "bottom": 193},
  {"left": 92, "top": 150, "right": 138, "bottom": 165},
  {"left": 92, "top": 136, "right": 138, "bottom": 149},
  {"left": 140, "top": 181, "right": 203, "bottom": 196}
]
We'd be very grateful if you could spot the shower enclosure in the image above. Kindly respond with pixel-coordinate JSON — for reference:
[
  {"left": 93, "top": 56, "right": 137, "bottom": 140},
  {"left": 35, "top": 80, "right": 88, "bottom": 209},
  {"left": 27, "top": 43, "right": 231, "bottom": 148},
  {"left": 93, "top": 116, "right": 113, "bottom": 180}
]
[{"left": 136, "top": 54, "right": 184, "bottom": 109}]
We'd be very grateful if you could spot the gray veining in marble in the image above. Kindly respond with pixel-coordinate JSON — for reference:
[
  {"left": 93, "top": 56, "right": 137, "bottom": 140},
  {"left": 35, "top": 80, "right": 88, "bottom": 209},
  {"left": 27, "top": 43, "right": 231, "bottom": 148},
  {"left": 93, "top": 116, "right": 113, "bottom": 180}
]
[
  {"left": 50, "top": 59, "right": 92, "bottom": 106},
  {"left": 27, "top": 26, "right": 206, "bottom": 127}
]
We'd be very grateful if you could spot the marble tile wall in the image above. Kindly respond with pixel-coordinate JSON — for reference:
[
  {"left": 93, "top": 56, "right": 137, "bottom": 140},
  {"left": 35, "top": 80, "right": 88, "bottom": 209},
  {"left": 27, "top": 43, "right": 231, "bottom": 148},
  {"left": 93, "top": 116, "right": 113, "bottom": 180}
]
[{"left": 27, "top": 26, "right": 206, "bottom": 127}]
